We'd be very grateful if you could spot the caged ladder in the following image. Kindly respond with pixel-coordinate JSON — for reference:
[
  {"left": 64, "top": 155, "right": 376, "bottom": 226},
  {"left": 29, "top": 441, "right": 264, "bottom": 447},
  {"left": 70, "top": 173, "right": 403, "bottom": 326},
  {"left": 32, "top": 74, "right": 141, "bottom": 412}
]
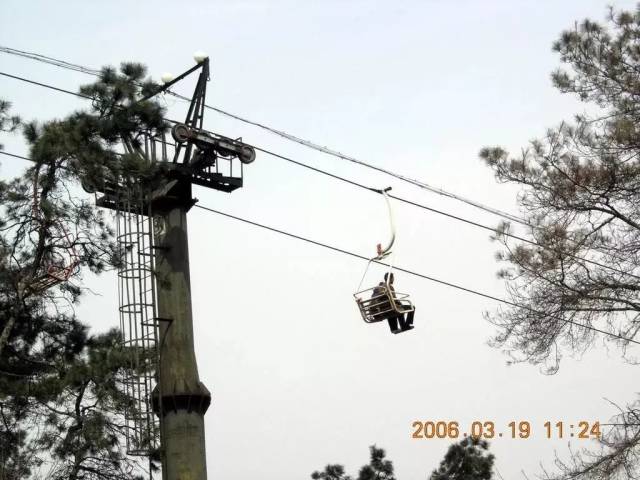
[{"left": 116, "top": 186, "right": 161, "bottom": 457}]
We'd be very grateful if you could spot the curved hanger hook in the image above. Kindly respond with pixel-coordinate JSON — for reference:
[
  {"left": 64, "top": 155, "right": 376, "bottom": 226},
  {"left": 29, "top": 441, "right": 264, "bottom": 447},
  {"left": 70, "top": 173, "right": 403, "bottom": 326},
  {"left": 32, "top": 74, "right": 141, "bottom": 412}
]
[{"left": 374, "top": 187, "right": 395, "bottom": 260}]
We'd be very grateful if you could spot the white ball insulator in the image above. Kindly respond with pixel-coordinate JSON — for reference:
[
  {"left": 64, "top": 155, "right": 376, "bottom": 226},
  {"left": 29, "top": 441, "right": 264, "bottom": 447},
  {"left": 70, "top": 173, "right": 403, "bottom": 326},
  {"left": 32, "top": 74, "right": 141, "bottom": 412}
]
[
  {"left": 193, "top": 51, "right": 209, "bottom": 63},
  {"left": 161, "top": 72, "right": 175, "bottom": 84}
]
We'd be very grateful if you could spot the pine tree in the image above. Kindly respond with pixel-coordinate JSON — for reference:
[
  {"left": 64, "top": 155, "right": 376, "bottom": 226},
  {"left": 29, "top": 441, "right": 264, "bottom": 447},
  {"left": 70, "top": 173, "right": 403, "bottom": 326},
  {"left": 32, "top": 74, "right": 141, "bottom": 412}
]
[
  {"left": 481, "top": 4, "right": 640, "bottom": 373},
  {"left": 0, "top": 99, "right": 20, "bottom": 150},
  {"left": 311, "top": 445, "right": 396, "bottom": 480},
  {"left": 357, "top": 446, "right": 395, "bottom": 480},
  {"left": 0, "top": 63, "right": 166, "bottom": 477},
  {"left": 429, "top": 438, "right": 494, "bottom": 480},
  {"left": 480, "top": 4, "right": 640, "bottom": 479},
  {"left": 32, "top": 330, "right": 154, "bottom": 479}
]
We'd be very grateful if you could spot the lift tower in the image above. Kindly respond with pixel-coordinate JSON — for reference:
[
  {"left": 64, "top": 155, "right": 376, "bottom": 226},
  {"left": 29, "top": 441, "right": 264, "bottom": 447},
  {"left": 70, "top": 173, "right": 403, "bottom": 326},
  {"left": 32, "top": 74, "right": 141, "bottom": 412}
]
[{"left": 92, "top": 56, "right": 255, "bottom": 479}]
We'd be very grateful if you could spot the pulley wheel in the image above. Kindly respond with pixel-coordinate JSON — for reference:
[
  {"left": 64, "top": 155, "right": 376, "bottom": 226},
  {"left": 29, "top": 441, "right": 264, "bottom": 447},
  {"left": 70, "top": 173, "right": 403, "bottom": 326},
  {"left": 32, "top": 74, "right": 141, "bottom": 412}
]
[
  {"left": 239, "top": 145, "right": 256, "bottom": 164},
  {"left": 171, "top": 124, "right": 191, "bottom": 143}
]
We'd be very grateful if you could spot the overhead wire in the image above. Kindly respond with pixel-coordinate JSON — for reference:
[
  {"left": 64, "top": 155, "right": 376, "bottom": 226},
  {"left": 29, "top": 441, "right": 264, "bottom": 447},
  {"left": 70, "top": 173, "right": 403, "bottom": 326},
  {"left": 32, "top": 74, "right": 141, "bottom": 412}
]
[
  {"left": 5, "top": 45, "right": 638, "bottom": 282},
  {"left": 193, "top": 204, "right": 640, "bottom": 346},
  {"left": 197, "top": 103, "right": 532, "bottom": 226},
  {"left": 3, "top": 48, "right": 635, "bottom": 248},
  {"left": 2, "top": 146, "right": 638, "bottom": 347},
  {"left": 1, "top": 154, "right": 639, "bottom": 343},
  {"left": 0, "top": 66, "right": 638, "bottom": 281},
  {"left": 250, "top": 145, "right": 640, "bottom": 281},
  {"left": 0, "top": 151, "right": 32, "bottom": 162},
  {"left": 0, "top": 47, "right": 634, "bottom": 268},
  {"left": 0, "top": 71, "right": 93, "bottom": 101},
  {"left": 3, "top": 122, "right": 637, "bottom": 282},
  {"left": 0, "top": 44, "right": 531, "bottom": 226},
  {"left": 5, "top": 46, "right": 640, "bottom": 445},
  {"left": 0, "top": 46, "right": 101, "bottom": 76}
]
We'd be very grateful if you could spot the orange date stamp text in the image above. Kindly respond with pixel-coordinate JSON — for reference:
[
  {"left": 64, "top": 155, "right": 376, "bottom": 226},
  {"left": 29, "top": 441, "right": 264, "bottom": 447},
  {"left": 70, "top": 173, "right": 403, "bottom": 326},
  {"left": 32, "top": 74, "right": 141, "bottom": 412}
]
[{"left": 411, "top": 421, "right": 601, "bottom": 440}]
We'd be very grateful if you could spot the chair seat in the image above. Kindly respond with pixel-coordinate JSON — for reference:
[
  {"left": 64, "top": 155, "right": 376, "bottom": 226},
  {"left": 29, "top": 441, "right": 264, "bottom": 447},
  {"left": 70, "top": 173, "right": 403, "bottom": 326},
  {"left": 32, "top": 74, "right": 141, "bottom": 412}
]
[{"left": 354, "top": 285, "right": 414, "bottom": 323}]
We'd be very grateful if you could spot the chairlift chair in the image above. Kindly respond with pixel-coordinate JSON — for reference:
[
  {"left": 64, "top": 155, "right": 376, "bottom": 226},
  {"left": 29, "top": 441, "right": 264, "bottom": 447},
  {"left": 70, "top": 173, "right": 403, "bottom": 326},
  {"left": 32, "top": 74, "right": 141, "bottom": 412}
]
[
  {"left": 355, "top": 282, "right": 415, "bottom": 323},
  {"left": 353, "top": 187, "right": 415, "bottom": 324}
]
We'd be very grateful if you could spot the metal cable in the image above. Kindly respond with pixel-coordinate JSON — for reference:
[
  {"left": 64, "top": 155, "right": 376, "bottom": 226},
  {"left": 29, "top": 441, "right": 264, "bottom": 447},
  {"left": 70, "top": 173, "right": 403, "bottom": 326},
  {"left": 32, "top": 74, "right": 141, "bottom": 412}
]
[
  {"left": 0, "top": 45, "right": 529, "bottom": 225},
  {"left": 193, "top": 203, "right": 640, "bottom": 346}
]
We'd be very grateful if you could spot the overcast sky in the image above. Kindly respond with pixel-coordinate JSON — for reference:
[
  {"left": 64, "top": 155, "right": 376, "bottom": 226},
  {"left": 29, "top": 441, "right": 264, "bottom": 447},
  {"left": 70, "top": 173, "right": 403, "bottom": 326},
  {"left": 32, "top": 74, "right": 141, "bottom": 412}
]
[{"left": 2, "top": 1, "right": 640, "bottom": 479}]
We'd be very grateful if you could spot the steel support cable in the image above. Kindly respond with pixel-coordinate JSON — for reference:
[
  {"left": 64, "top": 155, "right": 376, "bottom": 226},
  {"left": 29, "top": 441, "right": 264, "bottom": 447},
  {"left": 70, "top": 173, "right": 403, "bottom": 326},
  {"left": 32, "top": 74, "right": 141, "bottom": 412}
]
[
  {"left": 10, "top": 45, "right": 635, "bottom": 278},
  {"left": 0, "top": 71, "right": 177, "bottom": 121},
  {"left": 1, "top": 153, "right": 637, "bottom": 344},
  {"left": 0, "top": 46, "right": 101, "bottom": 76},
  {"left": 249, "top": 146, "right": 640, "bottom": 282},
  {"left": 0, "top": 71, "right": 620, "bottom": 266},
  {"left": 3, "top": 138, "right": 640, "bottom": 282},
  {"left": 198, "top": 101, "right": 530, "bottom": 225},
  {"left": 0, "top": 151, "right": 32, "bottom": 162},
  {"left": 193, "top": 203, "right": 640, "bottom": 346},
  {"left": 0, "top": 45, "right": 529, "bottom": 225},
  {"left": 5, "top": 43, "right": 637, "bottom": 283},
  {"left": 1, "top": 70, "right": 638, "bottom": 281},
  {"left": 0, "top": 71, "right": 94, "bottom": 101},
  {"left": 3, "top": 60, "right": 634, "bottom": 277}
]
